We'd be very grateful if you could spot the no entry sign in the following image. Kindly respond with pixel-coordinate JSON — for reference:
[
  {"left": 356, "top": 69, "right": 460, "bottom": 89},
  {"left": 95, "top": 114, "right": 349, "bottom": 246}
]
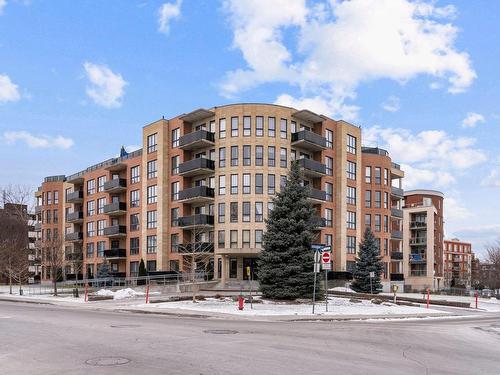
[{"left": 321, "top": 252, "right": 331, "bottom": 264}]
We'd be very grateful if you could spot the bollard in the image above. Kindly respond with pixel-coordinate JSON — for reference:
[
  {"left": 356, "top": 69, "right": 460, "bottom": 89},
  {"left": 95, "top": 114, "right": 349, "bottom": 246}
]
[
  {"left": 475, "top": 290, "right": 478, "bottom": 309},
  {"left": 84, "top": 285, "right": 88, "bottom": 302},
  {"left": 238, "top": 294, "right": 244, "bottom": 311},
  {"left": 146, "top": 284, "right": 150, "bottom": 304}
]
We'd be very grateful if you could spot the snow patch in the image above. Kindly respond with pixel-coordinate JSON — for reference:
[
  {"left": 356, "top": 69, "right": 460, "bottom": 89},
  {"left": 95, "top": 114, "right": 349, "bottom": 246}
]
[{"left": 96, "top": 288, "right": 145, "bottom": 300}]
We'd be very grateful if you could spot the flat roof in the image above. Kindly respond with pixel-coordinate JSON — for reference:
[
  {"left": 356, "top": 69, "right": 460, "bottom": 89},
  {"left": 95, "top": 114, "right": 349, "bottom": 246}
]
[
  {"left": 179, "top": 108, "right": 215, "bottom": 123},
  {"left": 404, "top": 189, "right": 444, "bottom": 198}
]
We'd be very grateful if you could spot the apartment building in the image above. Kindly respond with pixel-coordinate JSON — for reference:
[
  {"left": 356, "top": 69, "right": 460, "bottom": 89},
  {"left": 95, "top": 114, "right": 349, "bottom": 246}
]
[
  {"left": 402, "top": 190, "right": 445, "bottom": 291},
  {"left": 35, "top": 103, "right": 405, "bottom": 286},
  {"left": 443, "top": 239, "right": 473, "bottom": 288}
]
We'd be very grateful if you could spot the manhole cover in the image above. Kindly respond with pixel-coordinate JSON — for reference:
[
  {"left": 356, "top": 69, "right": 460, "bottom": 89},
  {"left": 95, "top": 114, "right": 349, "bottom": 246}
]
[
  {"left": 110, "top": 324, "right": 141, "bottom": 328},
  {"left": 203, "top": 329, "right": 238, "bottom": 335},
  {"left": 85, "top": 357, "right": 130, "bottom": 367}
]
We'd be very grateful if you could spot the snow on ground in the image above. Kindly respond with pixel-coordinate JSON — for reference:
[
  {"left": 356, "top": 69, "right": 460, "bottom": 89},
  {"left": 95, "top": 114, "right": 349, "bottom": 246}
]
[
  {"left": 330, "top": 286, "right": 356, "bottom": 293},
  {"left": 142, "top": 297, "right": 446, "bottom": 317},
  {"left": 96, "top": 288, "right": 145, "bottom": 300}
]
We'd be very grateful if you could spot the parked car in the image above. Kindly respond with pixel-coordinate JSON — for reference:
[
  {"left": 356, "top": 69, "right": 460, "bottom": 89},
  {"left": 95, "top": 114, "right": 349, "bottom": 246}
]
[{"left": 481, "top": 289, "right": 492, "bottom": 297}]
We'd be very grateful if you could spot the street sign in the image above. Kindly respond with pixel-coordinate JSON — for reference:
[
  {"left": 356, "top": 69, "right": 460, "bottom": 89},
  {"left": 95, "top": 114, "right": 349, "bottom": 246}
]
[
  {"left": 314, "top": 263, "right": 321, "bottom": 273},
  {"left": 321, "top": 252, "right": 331, "bottom": 264},
  {"left": 369, "top": 271, "right": 375, "bottom": 278}
]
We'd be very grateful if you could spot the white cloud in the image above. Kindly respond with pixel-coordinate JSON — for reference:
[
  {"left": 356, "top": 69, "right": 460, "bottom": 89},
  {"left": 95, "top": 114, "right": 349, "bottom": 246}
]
[
  {"left": 158, "top": 0, "right": 182, "bottom": 35},
  {"left": 221, "top": 0, "right": 476, "bottom": 118},
  {"left": 83, "top": 62, "right": 127, "bottom": 108},
  {"left": 0, "top": 1, "right": 6, "bottom": 15},
  {"left": 3, "top": 131, "right": 74, "bottom": 149},
  {"left": 481, "top": 168, "right": 500, "bottom": 188},
  {"left": 382, "top": 96, "right": 400, "bottom": 112},
  {"left": 461, "top": 112, "right": 485, "bottom": 128},
  {"left": 0, "top": 74, "right": 21, "bottom": 103}
]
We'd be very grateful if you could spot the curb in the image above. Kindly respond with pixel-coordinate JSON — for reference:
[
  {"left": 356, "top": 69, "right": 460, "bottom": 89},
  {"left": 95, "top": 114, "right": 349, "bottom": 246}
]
[{"left": 0, "top": 297, "right": 53, "bottom": 305}]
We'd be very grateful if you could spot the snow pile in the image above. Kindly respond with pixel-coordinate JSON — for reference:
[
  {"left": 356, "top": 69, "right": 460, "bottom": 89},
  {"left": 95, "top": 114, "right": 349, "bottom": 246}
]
[
  {"left": 331, "top": 286, "right": 356, "bottom": 293},
  {"left": 95, "top": 288, "right": 145, "bottom": 300},
  {"left": 96, "top": 289, "right": 115, "bottom": 297}
]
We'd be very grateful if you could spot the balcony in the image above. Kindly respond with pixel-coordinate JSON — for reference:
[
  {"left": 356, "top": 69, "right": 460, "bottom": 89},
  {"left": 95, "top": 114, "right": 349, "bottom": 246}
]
[
  {"left": 391, "top": 208, "right": 403, "bottom": 218},
  {"left": 178, "top": 242, "right": 214, "bottom": 254},
  {"left": 391, "top": 162, "right": 404, "bottom": 179},
  {"left": 103, "top": 225, "right": 127, "bottom": 237},
  {"left": 410, "top": 270, "right": 427, "bottom": 277},
  {"left": 310, "top": 216, "right": 327, "bottom": 228},
  {"left": 35, "top": 206, "right": 42, "bottom": 214},
  {"left": 103, "top": 202, "right": 127, "bottom": 216},
  {"left": 390, "top": 273, "right": 404, "bottom": 281},
  {"left": 104, "top": 248, "right": 127, "bottom": 259},
  {"left": 391, "top": 186, "right": 404, "bottom": 198},
  {"left": 103, "top": 178, "right": 127, "bottom": 193},
  {"left": 297, "top": 158, "right": 326, "bottom": 178},
  {"left": 65, "top": 232, "right": 83, "bottom": 242},
  {"left": 390, "top": 251, "right": 403, "bottom": 260},
  {"left": 34, "top": 223, "right": 42, "bottom": 232},
  {"left": 66, "top": 211, "right": 84, "bottom": 223},
  {"left": 410, "top": 237, "right": 427, "bottom": 246},
  {"left": 179, "top": 130, "right": 215, "bottom": 150},
  {"left": 65, "top": 252, "right": 83, "bottom": 262},
  {"left": 178, "top": 185, "right": 215, "bottom": 204},
  {"left": 410, "top": 221, "right": 427, "bottom": 229},
  {"left": 409, "top": 253, "right": 426, "bottom": 263},
  {"left": 66, "top": 190, "right": 83, "bottom": 203},
  {"left": 178, "top": 214, "right": 214, "bottom": 229},
  {"left": 291, "top": 130, "right": 327, "bottom": 151},
  {"left": 110, "top": 272, "right": 126, "bottom": 278},
  {"left": 179, "top": 158, "right": 215, "bottom": 177},
  {"left": 306, "top": 187, "right": 327, "bottom": 204},
  {"left": 391, "top": 230, "right": 403, "bottom": 240}
]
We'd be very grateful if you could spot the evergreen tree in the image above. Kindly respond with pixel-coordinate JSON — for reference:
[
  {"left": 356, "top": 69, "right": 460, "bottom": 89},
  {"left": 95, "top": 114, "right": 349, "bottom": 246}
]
[
  {"left": 257, "top": 161, "right": 318, "bottom": 300},
  {"left": 96, "top": 260, "right": 111, "bottom": 279},
  {"left": 137, "top": 258, "right": 147, "bottom": 285},
  {"left": 351, "top": 227, "right": 384, "bottom": 293}
]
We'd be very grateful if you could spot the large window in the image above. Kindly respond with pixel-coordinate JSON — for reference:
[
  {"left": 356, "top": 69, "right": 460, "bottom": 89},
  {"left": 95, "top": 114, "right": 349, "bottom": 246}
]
[
  {"left": 171, "top": 234, "right": 179, "bottom": 253},
  {"left": 230, "top": 230, "right": 238, "bottom": 248},
  {"left": 171, "top": 181, "right": 179, "bottom": 201},
  {"left": 375, "top": 214, "right": 381, "bottom": 232},
  {"left": 131, "top": 165, "right": 140, "bottom": 184},
  {"left": 218, "top": 230, "right": 225, "bottom": 248},
  {"left": 347, "top": 211, "right": 356, "bottom": 229},
  {"left": 231, "top": 174, "right": 238, "bottom": 194},
  {"left": 384, "top": 168, "right": 389, "bottom": 185},
  {"left": 97, "top": 197, "right": 106, "bottom": 214},
  {"left": 268, "top": 174, "right": 275, "bottom": 194},
  {"left": 347, "top": 186, "right": 356, "bottom": 205},
  {"left": 255, "top": 230, "right": 263, "bottom": 248},
  {"left": 147, "top": 133, "right": 157, "bottom": 153},
  {"left": 243, "top": 145, "right": 251, "bottom": 166},
  {"left": 255, "top": 202, "right": 263, "bottom": 222},
  {"left": 242, "top": 230, "right": 250, "bottom": 248},
  {"left": 325, "top": 182, "right": 333, "bottom": 201},
  {"left": 375, "top": 167, "right": 381, "bottom": 184},
  {"left": 384, "top": 192, "right": 389, "bottom": 209},
  {"left": 218, "top": 203, "right": 225, "bottom": 223},
  {"left": 256, "top": 116, "right": 264, "bottom": 136},
  {"left": 130, "top": 189, "right": 139, "bottom": 208},
  {"left": 243, "top": 116, "right": 251, "bottom": 136},
  {"left": 171, "top": 207, "right": 178, "bottom": 227},
  {"left": 219, "top": 118, "right": 226, "bottom": 139},
  {"left": 231, "top": 117, "right": 238, "bottom": 137},
  {"left": 86, "top": 221, "right": 95, "bottom": 237},
  {"left": 231, "top": 146, "right": 238, "bottom": 166},
  {"left": 147, "top": 235, "right": 157, "bottom": 253},
  {"left": 268, "top": 146, "right": 275, "bottom": 167},
  {"left": 87, "top": 179, "right": 95, "bottom": 195},
  {"left": 130, "top": 213, "right": 139, "bottom": 231},
  {"left": 326, "top": 157, "right": 333, "bottom": 176},
  {"left": 147, "top": 210, "right": 157, "bottom": 229},
  {"left": 219, "top": 147, "right": 226, "bottom": 167},
  {"left": 147, "top": 260, "right": 157, "bottom": 272},
  {"left": 147, "top": 159, "right": 157, "bottom": 179},
  {"left": 242, "top": 202, "right": 250, "bottom": 222},
  {"left": 365, "top": 166, "right": 371, "bottom": 183},
  {"left": 280, "top": 118, "right": 287, "bottom": 139},
  {"left": 280, "top": 147, "right": 287, "bottom": 168},
  {"left": 230, "top": 202, "right": 238, "bottom": 222},
  {"left": 347, "top": 236, "right": 356, "bottom": 254},
  {"left": 384, "top": 215, "right": 389, "bottom": 232},
  {"left": 243, "top": 174, "right": 251, "bottom": 194},
  {"left": 347, "top": 161, "right": 356, "bottom": 180},
  {"left": 87, "top": 200, "right": 95, "bottom": 216},
  {"left": 255, "top": 174, "right": 263, "bottom": 194},
  {"left": 268, "top": 117, "right": 275, "bottom": 137},
  {"left": 171, "top": 155, "right": 179, "bottom": 175},
  {"left": 365, "top": 190, "right": 371, "bottom": 208},
  {"left": 97, "top": 176, "right": 106, "bottom": 192},
  {"left": 325, "top": 208, "right": 333, "bottom": 227},
  {"left": 97, "top": 220, "right": 105, "bottom": 236},
  {"left": 347, "top": 134, "right": 357, "bottom": 154},
  {"left": 218, "top": 175, "right": 226, "bottom": 195},
  {"left": 130, "top": 238, "right": 139, "bottom": 255},
  {"left": 86, "top": 242, "right": 94, "bottom": 258},
  {"left": 375, "top": 191, "right": 381, "bottom": 208},
  {"left": 325, "top": 129, "right": 333, "bottom": 148},
  {"left": 255, "top": 146, "right": 263, "bottom": 166},
  {"left": 365, "top": 214, "right": 371, "bottom": 228},
  {"left": 147, "top": 185, "right": 157, "bottom": 204},
  {"left": 172, "top": 128, "right": 180, "bottom": 147}
]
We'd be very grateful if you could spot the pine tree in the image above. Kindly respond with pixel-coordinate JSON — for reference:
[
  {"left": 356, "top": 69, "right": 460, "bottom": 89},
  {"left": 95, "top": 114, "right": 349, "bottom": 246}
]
[
  {"left": 351, "top": 227, "right": 384, "bottom": 293},
  {"left": 257, "top": 161, "right": 318, "bottom": 300},
  {"left": 137, "top": 258, "right": 147, "bottom": 285},
  {"left": 96, "top": 260, "right": 111, "bottom": 279}
]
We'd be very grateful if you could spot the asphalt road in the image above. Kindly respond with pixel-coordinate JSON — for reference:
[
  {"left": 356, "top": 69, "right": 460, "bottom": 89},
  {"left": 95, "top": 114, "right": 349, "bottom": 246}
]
[{"left": 0, "top": 301, "right": 499, "bottom": 375}]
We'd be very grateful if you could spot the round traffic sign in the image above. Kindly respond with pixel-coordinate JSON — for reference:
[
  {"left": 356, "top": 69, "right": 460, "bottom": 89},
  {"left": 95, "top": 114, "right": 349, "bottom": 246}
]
[{"left": 321, "top": 252, "right": 331, "bottom": 263}]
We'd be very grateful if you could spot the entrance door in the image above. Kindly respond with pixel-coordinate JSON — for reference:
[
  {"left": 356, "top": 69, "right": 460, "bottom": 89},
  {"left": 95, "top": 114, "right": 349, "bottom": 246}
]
[
  {"left": 229, "top": 258, "right": 238, "bottom": 279},
  {"left": 243, "top": 258, "right": 258, "bottom": 281}
]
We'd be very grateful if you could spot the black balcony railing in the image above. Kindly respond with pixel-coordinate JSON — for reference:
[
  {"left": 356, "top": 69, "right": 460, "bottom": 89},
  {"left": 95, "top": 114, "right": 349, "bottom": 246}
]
[
  {"left": 179, "top": 130, "right": 215, "bottom": 150},
  {"left": 103, "top": 178, "right": 127, "bottom": 192},
  {"left": 66, "top": 190, "right": 83, "bottom": 202},
  {"left": 391, "top": 208, "right": 403, "bottom": 218},
  {"left": 110, "top": 272, "right": 126, "bottom": 278},
  {"left": 179, "top": 158, "right": 215, "bottom": 176},
  {"left": 391, "top": 251, "right": 403, "bottom": 260},
  {"left": 178, "top": 214, "right": 214, "bottom": 228},
  {"left": 66, "top": 211, "right": 84, "bottom": 222},
  {"left": 103, "top": 225, "right": 127, "bottom": 236},
  {"left": 178, "top": 242, "right": 214, "bottom": 253},
  {"left": 410, "top": 237, "right": 427, "bottom": 245},
  {"left": 307, "top": 187, "right": 327, "bottom": 202},
  {"left": 391, "top": 230, "right": 403, "bottom": 239},
  {"left": 410, "top": 221, "right": 427, "bottom": 229},
  {"left": 65, "top": 232, "right": 83, "bottom": 241},
  {"left": 103, "top": 202, "right": 127, "bottom": 214},
  {"left": 391, "top": 186, "right": 404, "bottom": 197},
  {"left": 291, "top": 130, "right": 327, "bottom": 150},
  {"left": 390, "top": 273, "right": 404, "bottom": 281},
  {"left": 178, "top": 186, "right": 215, "bottom": 202},
  {"left": 104, "top": 248, "right": 127, "bottom": 258},
  {"left": 310, "top": 216, "right": 327, "bottom": 228},
  {"left": 297, "top": 158, "right": 326, "bottom": 176}
]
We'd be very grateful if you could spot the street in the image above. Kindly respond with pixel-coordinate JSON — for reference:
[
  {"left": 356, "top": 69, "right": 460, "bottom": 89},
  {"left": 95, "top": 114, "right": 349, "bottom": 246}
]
[{"left": 0, "top": 301, "right": 499, "bottom": 374}]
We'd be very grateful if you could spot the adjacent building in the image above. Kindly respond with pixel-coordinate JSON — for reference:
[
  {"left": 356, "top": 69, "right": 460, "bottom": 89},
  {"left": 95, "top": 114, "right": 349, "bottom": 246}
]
[{"left": 443, "top": 239, "right": 473, "bottom": 288}]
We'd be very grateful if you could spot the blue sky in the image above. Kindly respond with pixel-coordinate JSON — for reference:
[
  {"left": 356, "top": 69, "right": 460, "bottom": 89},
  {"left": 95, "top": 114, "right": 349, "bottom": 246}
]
[{"left": 0, "top": 0, "right": 499, "bottom": 257}]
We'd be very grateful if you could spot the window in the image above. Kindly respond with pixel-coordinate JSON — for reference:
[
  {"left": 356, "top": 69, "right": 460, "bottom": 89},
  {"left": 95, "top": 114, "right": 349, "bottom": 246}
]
[
  {"left": 230, "top": 202, "right": 238, "bottom": 222},
  {"left": 147, "top": 210, "right": 157, "bottom": 229},
  {"left": 231, "top": 146, "right": 238, "bottom": 166},
  {"left": 218, "top": 175, "right": 226, "bottom": 195},
  {"left": 243, "top": 116, "right": 251, "bottom": 136},
  {"left": 268, "top": 202, "right": 274, "bottom": 217},
  {"left": 268, "top": 117, "right": 275, "bottom": 137},
  {"left": 347, "top": 161, "right": 356, "bottom": 180},
  {"left": 130, "top": 190, "right": 140, "bottom": 207},
  {"left": 347, "top": 211, "right": 356, "bottom": 229},
  {"left": 97, "top": 197, "right": 106, "bottom": 214},
  {"left": 218, "top": 203, "right": 225, "bottom": 223},
  {"left": 290, "top": 121, "right": 297, "bottom": 133},
  {"left": 384, "top": 168, "right": 389, "bottom": 185},
  {"left": 87, "top": 179, "right": 95, "bottom": 195},
  {"left": 242, "top": 230, "right": 250, "bottom": 248},
  {"left": 384, "top": 192, "right": 388, "bottom": 209},
  {"left": 280, "top": 175, "right": 287, "bottom": 189},
  {"left": 130, "top": 213, "right": 139, "bottom": 231},
  {"left": 87, "top": 200, "right": 95, "bottom": 216},
  {"left": 87, "top": 221, "right": 95, "bottom": 237},
  {"left": 243, "top": 145, "right": 251, "bottom": 166},
  {"left": 374, "top": 167, "right": 381, "bottom": 184},
  {"left": 384, "top": 238, "right": 388, "bottom": 256},
  {"left": 280, "top": 147, "right": 287, "bottom": 168},
  {"left": 97, "top": 176, "right": 106, "bottom": 192},
  {"left": 219, "top": 118, "right": 226, "bottom": 139},
  {"left": 384, "top": 215, "right": 389, "bottom": 232},
  {"left": 255, "top": 230, "right": 263, "bottom": 248},
  {"left": 268, "top": 174, "right": 275, "bottom": 194},
  {"left": 97, "top": 220, "right": 105, "bottom": 236},
  {"left": 365, "top": 214, "right": 371, "bottom": 228},
  {"left": 375, "top": 191, "right": 381, "bottom": 208},
  {"left": 171, "top": 207, "right": 178, "bottom": 227},
  {"left": 325, "top": 234, "right": 332, "bottom": 247},
  {"left": 374, "top": 214, "right": 381, "bottom": 232},
  {"left": 130, "top": 238, "right": 139, "bottom": 255},
  {"left": 46, "top": 210, "right": 51, "bottom": 224},
  {"left": 131, "top": 165, "right": 140, "bottom": 184},
  {"left": 255, "top": 174, "right": 263, "bottom": 194},
  {"left": 326, "top": 156, "right": 333, "bottom": 176},
  {"left": 86, "top": 242, "right": 94, "bottom": 258},
  {"left": 365, "top": 166, "right": 371, "bottom": 183},
  {"left": 171, "top": 181, "right": 179, "bottom": 201},
  {"left": 230, "top": 230, "right": 238, "bottom": 248},
  {"left": 255, "top": 202, "right": 263, "bottom": 222},
  {"left": 347, "top": 134, "right": 357, "bottom": 154},
  {"left": 172, "top": 128, "right": 180, "bottom": 147},
  {"left": 241, "top": 173, "right": 250, "bottom": 194},
  {"left": 147, "top": 160, "right": 157, "bottom": 179},
  {"left": 231, "top": 116, "right": 238, "bottom": 137},
  {"left": 325, "top": 129, "right": 333, "bottom": 148},
  {"left": 268, "top": 146, "right": 275, "bottom": 167},
  {"left": 147, "top": 260, "right": 157, "bottom": 272},
  {"left": 347, "top": 186, "right": 356, "bottom": 205},
  {"left": 147, "top": 133, "right": 157, "bottom": 153},
  {"left": 252, "top": 145, "right": 263, "bottom": 166},
  {"left": 53, "top": 191, "right": 59, "bottom": 204},
  {"left": 256, "top": 116, "right": 264, "bottom": 136},
  {"left": 219, "top": 147, "right": 226, "bottom": 167},
  {"left": 172, "top": 155, "right": 179, "bottom": 175},
  {"left": 280, "top": 118, "right": 287, "bottom": 138},
  {"left": 242, "top": 202, "right": 250, "bottom": 222},
  {"left": 325, "top": 208, "right": 333, "bottom": 227},
  {"left": 218, "top": 230, "right": 225, "bottom": 248},
  {"left": 47, "top": 191, "right": 52, "bottom": 205},
  {"left": 347, "top": 236, "right": 356, "bottom": 254},
  {"left": 325, "top": 182, "right": 333, "bottom": 201},
  {"left": 170, "top": 234, "right": 179, "bottom": 253},
  {"left": 130, "top": 261, "right": 139, "bottom": 277},
  {"left": 147, "top": 235, "right": 157, "bottom": 253},
  {"left": 146, "top": 185, "right": 157, "bottom": 204},
  {"left": 231, "top": 174, "right": 238, "bottom": 194},
  {"left": 365, "top": 190, "right": 371, "bottom": 208},
  {"left": 53, "top": 209, "right": 59, "bottom": 224}
]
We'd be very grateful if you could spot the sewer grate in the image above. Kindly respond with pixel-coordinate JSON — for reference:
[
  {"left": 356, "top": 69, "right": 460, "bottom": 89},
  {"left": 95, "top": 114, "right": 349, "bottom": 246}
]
[
  {"left": 203, "top": 329, "right": 238, "bottom": 335},
  {"left": 85, "top": 357, "right": 131, "bottom": 367},
  {"left": 110, "top": 324, "right": 142, "bottom": 328}
]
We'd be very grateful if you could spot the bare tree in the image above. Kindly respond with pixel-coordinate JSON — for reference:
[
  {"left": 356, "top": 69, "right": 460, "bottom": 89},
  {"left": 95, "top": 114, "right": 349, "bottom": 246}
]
[
  {"left": 41, "top": 233, "right": 65, "bottom": 296},
  {"left": 484, "top": 240, "right": 500, "bottom": 290}
]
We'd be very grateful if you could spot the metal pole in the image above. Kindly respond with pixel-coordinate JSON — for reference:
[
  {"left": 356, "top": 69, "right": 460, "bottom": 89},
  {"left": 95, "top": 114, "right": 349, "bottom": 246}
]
[
  {"left": 312, "top": 266, "right": 317, "bottom": 314},
  {"left": 370, "top": 276, "right": 373, "bottom": 294},
  {"left": 325, "top": 270, "right": 328, "bottom": 312}
]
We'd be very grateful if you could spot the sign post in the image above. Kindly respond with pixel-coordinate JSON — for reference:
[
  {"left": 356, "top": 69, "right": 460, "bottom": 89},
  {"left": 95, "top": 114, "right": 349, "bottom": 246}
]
[
  {"left": 321, "top": 247, "right": 332, "bottom": 312},
  {"left": 247, "top": 266, "right": 253, "bottom": 310},
  {"left": 312, "top": 249, "right": 321, "bottom": 314},
  {"left": 369, "top": 271, "right": 375, "bottom": 294}
]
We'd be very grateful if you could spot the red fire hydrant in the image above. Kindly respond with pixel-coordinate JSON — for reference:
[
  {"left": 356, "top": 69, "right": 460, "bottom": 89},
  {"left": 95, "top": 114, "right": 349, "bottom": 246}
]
[{"left": 238, "top": 294, "right": 244, "bottom": 310}]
